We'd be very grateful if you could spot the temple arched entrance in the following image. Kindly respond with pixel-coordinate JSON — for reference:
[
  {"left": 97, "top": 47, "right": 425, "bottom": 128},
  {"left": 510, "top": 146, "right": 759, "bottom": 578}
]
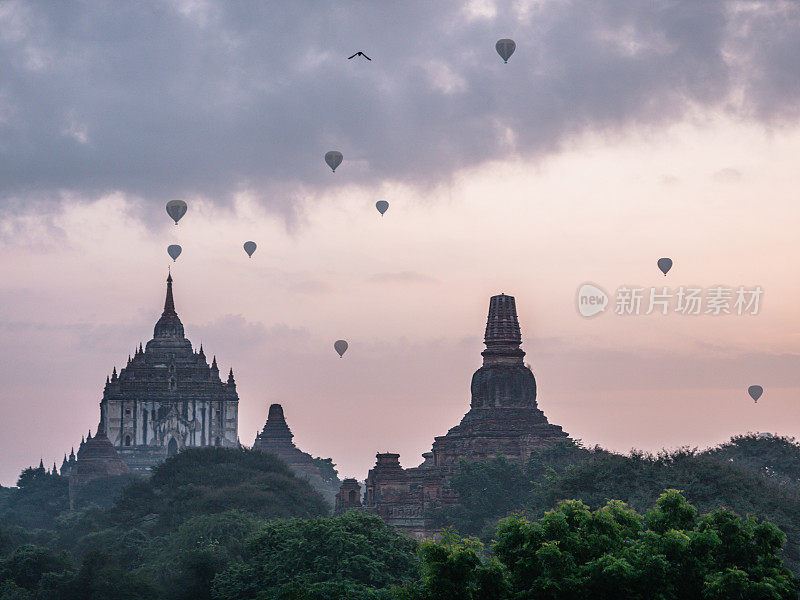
[{"left": 167, "top": 438, "right": 178, "bottom": 457}]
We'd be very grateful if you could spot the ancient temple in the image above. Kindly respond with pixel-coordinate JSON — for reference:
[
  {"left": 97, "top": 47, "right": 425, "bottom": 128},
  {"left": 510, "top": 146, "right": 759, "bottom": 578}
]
[
  {"left": 98, "top": 273, "right": 239, "bottom": 473},
  {"left": 344, "top": 294, "right": 570, "bottom": 538},
  {"left": 68, "top": 419, "right": 130, "bottom": 508},
  {"left": 360, "top": 452, "right": 456, "bottom": 537},
  {"left": 253, "top": 403, "right": 340, "bottom": 506},
  {"left": 59, "top": 447, "right": 76, "bottom": 477},
  {"left": 335, "top": 478, "right": 363, "bottom": 513},
  {"left": 429, "top": 294, "right": 568, "bottom": 465}
]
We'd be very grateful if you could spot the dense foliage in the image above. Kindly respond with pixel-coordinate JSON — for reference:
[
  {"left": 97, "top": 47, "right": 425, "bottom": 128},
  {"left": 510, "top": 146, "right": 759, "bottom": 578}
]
[
  {"left": 401, "top": 491, "right": 797, "bottom": 599},
  {"left": 311, "top": 456, "right": 340, "bottom": 484},
  {"left": 0, "top": 448, "right": 332, "bottom": 599},
  {"left": 493, "top": 491, "right": 797, "bottom": 600},
  {"left": 0, "top": 437, "right": 799, "bottom": 598},
  {"left": 111, "top": 447, "right": 329, "bottom": 530},
  {"left": 704, "top": 435, "right": 800, "bottom": 488},
  {"left": 212, "top": 511, "right": 419, "bottom": 599},
  {"left": 0, "top": 465, "right": 69, "bottom": 530},
  {"left": 437, "top": 435, "right": 800, "bottom": 572}
]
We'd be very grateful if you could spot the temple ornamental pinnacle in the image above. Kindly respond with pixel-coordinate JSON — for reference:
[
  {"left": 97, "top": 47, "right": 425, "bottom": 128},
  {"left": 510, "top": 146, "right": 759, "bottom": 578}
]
[{"left": 98, "top": 273, "right": 239, "bottom": 472}]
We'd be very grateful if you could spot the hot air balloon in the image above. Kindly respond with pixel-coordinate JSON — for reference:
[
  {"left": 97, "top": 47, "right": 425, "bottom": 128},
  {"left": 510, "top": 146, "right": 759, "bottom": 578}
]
[
  {"left": 325, "top": 151, "right": 343, "bottom": 173},
  {"left": 166, "top": 200, "right": 187, "bottom": 225},
  {"left": 334, "top": 340, "right": 348, "bottom": 358},
  {"left": 167, "top": 244, "right": 182, "bottom": 262},
  {"left": 376, "top": 200, "right": 389, "bottom": 216},
  {"left": 748, "top": 385, "right": 763, "bottom": 403},
  {"left": 243, "top": 241, "right": 257, "bottom": 258},
  {"left": 657, "top": 258, "right": 672, "bottom": 276},
  {"left": 496, "top": 39, "right": 516, "bottom": 63}
]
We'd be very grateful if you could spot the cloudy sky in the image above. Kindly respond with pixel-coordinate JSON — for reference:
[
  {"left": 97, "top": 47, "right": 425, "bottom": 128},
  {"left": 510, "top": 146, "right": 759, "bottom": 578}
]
[{"left": 2, "top": 0, "right": 800, "bottom": 485}]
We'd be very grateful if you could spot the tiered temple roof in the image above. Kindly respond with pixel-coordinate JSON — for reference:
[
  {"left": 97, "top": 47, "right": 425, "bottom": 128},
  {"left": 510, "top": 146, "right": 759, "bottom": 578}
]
[{"left": 97, "top": 273, "right": 239, "bottom": 472}]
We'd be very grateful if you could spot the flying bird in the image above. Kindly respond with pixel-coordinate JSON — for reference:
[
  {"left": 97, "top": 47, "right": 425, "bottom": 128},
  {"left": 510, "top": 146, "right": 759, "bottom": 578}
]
[{"left": 348, "top": 51, "right": 371, "bottom": 61}]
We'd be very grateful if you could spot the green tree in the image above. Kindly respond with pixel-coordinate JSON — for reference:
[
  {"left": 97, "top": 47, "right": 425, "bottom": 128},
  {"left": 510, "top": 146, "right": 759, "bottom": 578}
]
[
  {"left": 156, "top": 511, "right": 261, "bottom": 600},
  {"left": 0, "top": 544, "right": 72, "bottom": 591},
  {"left": 109, "top": 447, "right": 330, "bottom": 531},
  {"left": 490, "top": 491, "right": 798, "bottom": 600},
  {"left": 438, "top": 438, "right": 589, "bottom": 536},
  {"left": 0, "top": 527, "right": 9, "bottom": 555},
  {"left": 701, "top": 434, "right": 800, "bottom": 488},
  {"left": 416, "top": 531, "right": 509, "bottom": 600},
  {"left": 1, "top": 468, "right": 69, "bottom": 530},
  {"left": 439, "top": 439, "right": 800, "bottom": 574},
  {"left": 56, "top": 549, "right": 159, "bottom": 600},
  {"left": 311, "top": 457, "right": 340, "bottom": 485},
  {"left": 70, "top": 474, "right": 139, "bottom": 510},
  {"left": 211, "top": 511, "right": 419, "bottom": 600}
]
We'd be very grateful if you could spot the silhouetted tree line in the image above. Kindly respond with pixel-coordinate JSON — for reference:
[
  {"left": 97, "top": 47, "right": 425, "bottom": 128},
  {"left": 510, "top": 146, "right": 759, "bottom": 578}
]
[
  {"left": 0, "top": 438, "right": 798, "bottom": 598},
  {"left": 437, "top": 435, "right": 800, "bottom": 573}
]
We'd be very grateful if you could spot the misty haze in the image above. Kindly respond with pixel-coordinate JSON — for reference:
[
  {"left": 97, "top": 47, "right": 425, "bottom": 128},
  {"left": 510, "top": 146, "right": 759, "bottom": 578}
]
[{"left": 2, "top": 1, "right": 800, "bottom": 598}]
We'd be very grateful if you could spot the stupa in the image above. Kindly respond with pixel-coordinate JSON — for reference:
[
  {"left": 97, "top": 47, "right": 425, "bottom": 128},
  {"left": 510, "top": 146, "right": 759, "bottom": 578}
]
[
  {"left": 430, "top": 294, "right": 568, "bottom": 466},
  {"left": 353, "top": 293, "right": 570, "bottom": 538},
  {"left": 68, "top": 419, "right": 130, "bottom": 508},
  {"left": 253, "top": 403, "right": 340, "bottom": 505}
]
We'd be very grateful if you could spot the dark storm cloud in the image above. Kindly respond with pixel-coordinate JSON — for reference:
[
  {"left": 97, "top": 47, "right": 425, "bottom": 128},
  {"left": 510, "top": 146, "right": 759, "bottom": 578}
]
[{"left": 0, "top": 0, "right": 798, "bottom": 217}]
